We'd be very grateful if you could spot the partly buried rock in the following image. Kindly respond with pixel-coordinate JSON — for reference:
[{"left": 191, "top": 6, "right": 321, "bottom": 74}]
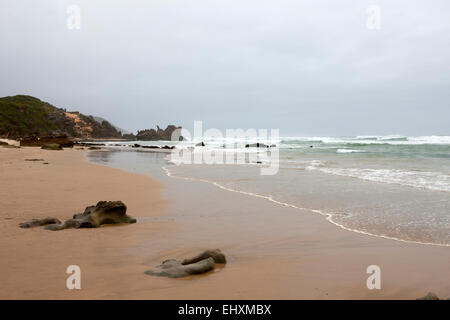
[
  {"left": 417, "top": 292, "right": 440, "bottom": 300},
  {"left": 145, "top": 249, "right": 226, "bottom": 278},
  {"left": 182, "top": 249, "right": 227, "bottom": 264},
  {"left": 19, "top": 217, "right": 62, "bottom": 228},
  {"left": 145, "top": 258, "right": 216, "bottom": 278},
  {"left": 44, "top": 201, "right": 136, "bottom": 230}
]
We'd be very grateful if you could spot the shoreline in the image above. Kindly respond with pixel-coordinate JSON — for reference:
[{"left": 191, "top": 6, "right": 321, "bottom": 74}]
[
  {"left": 1, "top": 147, "right": 449, "bottom": 299},
  {"left": 88, "top": 148, "right": 450, "bottom": 299},
  {"left": 161, "top": 166, "right": 450, "bottom": 248}
]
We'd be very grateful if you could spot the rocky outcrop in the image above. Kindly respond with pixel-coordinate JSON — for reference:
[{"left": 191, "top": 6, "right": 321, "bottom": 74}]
[
  {"left": 136, "top": 125, "right": 183, "bottom": 141},
  {"left": 19, "top": 217, "right": 62, "bottom": 228},
  {"left": 46, "top": 201, "right": 136, "bottom": 230},
  {"left": 19, "top": 201, "right": 136, "bottom": 231},
  {"left": 0, "top": 95, "right": 124, "bottom": 140},
  {"left": 196, "top": 142, "right": 205, "bottom": 147},
  {"left": 20, "top": 135, "right": 74, "bottom": 147},
  {"left": 145, "top": 249, "right": 226, "bottom": 278},
  {"left": 121, "top": 133, "right": 136, "bottom": 140}
]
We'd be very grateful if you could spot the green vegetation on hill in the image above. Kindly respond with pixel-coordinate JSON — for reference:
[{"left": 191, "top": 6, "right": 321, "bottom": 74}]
[
  {"left": 0, "top": 95, "right": 123, "bottom": 139},
  {"left": 0, "top": 95, "right": 60, "bottom": 138}
]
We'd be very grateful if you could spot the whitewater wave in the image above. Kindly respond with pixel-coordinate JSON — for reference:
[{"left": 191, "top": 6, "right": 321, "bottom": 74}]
[
  {"left": 306, "top": 163, "right": 450, "bottom": 192},
  {"left": 162, "top": 165, "right": 449, "bottom": 246},
  {"left": 336, "top": 149, "right": 366, "bottom": 154},
  {"left": 281, "top": 135, "right": 450, "bottom": 146}
]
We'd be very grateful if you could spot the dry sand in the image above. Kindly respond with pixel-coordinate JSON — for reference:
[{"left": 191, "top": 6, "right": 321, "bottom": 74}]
[{"left": 0, "top": 146, "right": 449, "bottom": 299}]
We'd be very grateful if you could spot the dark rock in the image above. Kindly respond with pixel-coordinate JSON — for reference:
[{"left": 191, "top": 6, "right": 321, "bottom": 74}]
[
  {"left": 19, "top": 217, "right": 61, "bottom": 228},
  {"left": 25, "top": 158, "right": 44, "bottom": 161},
  {"left": 182, "top": 249, "right": 227, "bottom": 265},
  {"left": 196, "top": 142, "right": 205, "bottom": 147},
  {"left": 145, "top": 257, "right": 215, "bottom": 278},
  {"left": 145, "top": 249, "right": 226, "bottom": 278},
  {"left": 136, "top": 125, "right": 183, "bottom": 141},
  {"left": 417, "top": 292, "right": 440, "bottom": 300},
  {"left": 132, "top": 144, "right": 141, "bottom": 148},
  {"left": 88, "top": 146, "right": 102, "bottom": 150},
  {"left": 142, "top": 145, "right": 160, "bottom": 149},
  {"left": 41, "top": 144, "right": 63, "bottom": 150},
  {"left": 43, "top": 201, "right": 136, "bottom": 231},
  {"left": 161, "top": 145, "right": 175, "bottom": 149},
  {"left": 0, "top": 141, "right": 8, "bottom": 146},
  {"left": 245, "top": 143, "right": 269, "bottom": 148}
]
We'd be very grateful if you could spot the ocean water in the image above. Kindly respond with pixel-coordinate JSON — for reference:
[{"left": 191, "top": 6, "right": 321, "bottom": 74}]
[{"left": 88, "top": 135, "right": 450, "bottom": 246}]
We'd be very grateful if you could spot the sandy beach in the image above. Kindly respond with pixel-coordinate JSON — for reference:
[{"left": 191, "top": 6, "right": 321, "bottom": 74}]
[{"left": 0, "top": 146, "right": 449, "bottom": 299}]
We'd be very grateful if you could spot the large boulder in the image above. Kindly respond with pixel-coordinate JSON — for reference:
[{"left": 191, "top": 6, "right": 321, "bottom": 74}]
[
  {"left": 41, "top": 201, "right": 136, "bottom": 231},
  {"left": 145, "top": 249, "right": 226, "bottom": 278}
]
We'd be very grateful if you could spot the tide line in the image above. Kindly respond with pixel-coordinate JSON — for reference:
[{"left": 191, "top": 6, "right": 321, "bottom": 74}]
[{"left": 161, "top": 166, "right": 450, "bottom": 247}]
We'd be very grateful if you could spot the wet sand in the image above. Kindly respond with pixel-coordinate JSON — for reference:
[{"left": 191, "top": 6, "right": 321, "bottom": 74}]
[{"left": 0, "top": 147, "right": 449, "bottom": 299}]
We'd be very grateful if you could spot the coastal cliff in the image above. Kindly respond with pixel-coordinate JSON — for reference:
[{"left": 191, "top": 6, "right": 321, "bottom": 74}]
[{"left": 0, "top": 95, "right": 123, "bottom": 140}]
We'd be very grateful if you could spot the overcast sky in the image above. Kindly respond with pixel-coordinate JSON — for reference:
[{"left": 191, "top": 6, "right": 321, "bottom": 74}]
[{"left": 1, "top": 0, "right": 449, "bottom": 136}]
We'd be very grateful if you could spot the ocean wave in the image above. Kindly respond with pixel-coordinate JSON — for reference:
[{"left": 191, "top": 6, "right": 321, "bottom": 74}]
[
  {"left": 309, "top": 166, "right": 450, "bottom": 192},
  {"left": 280, "top": 135, "right": 450, "bottom": 146},
  {"left": 162, "top": 165, "right": 449, "bottom": 246},
  {"left": 336, "top": 149, "right": 366, "bottom": 154}
]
